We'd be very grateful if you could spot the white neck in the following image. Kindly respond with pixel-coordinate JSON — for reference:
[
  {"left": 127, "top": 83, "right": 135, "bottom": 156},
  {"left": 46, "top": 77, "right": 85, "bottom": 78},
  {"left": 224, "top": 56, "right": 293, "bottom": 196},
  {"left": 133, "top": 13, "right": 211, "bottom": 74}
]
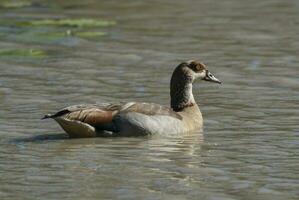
[{"left": 186, "top": 83, "right": 195, "bottom": 104}]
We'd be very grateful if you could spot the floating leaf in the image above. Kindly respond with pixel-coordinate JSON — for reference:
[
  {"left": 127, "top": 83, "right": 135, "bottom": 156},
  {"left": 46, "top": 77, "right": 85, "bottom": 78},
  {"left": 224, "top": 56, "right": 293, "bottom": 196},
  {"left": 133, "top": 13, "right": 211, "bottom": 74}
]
[
  {"left": 75, "top": 31, "right": 107, "bottom": 38},
  {"left": 29, "top": 18, "right": 116, "bottom": 27},
  {"left": 0, "top": 49, "right": 47, "bottom": 58},
  {"left": 36, "top": 30, "right": 106, "bottom": 41},
  {"left": 1, "top": 1, "right": 32, "bottom": 8}
]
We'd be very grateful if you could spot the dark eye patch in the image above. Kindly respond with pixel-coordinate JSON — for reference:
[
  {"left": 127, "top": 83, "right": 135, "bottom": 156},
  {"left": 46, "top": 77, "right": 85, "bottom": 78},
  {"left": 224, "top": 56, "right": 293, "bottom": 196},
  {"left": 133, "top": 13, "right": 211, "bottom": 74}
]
[{"left": 188, "top": 61, "right": 205, "bottom": 72}]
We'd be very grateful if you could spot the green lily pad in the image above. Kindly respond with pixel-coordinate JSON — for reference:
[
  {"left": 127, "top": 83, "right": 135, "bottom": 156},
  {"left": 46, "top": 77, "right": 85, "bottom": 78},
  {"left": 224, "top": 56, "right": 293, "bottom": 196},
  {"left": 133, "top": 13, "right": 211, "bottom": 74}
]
[
  {"left": 0, "top": 49, "right": 46, "bottom": 58},
  {"left": 1, "top": 1, "right": 32, "bottom": 8},
  {"left": 73, "top": 31, "right": 107, "bottom": 38},
  {"left": 7, "top": 29, "right": 107, "bottom": 45},
  {"left": 29, "top": 18, "right": 116, "bottom": 28},
  {"left": 37, "top": 30, "right": 107, "bottom": 40}
]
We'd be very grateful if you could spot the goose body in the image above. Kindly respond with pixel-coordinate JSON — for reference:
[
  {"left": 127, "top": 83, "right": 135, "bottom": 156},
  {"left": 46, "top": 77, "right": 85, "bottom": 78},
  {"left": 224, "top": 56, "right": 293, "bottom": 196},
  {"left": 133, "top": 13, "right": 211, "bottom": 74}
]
[{"left": 43, "top": 60, "right": 221, "bottom": 138}]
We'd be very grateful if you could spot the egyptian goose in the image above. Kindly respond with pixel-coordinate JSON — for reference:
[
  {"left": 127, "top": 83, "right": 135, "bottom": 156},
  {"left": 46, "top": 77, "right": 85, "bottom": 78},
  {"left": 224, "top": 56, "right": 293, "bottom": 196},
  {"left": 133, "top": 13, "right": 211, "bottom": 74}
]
[{"left": 43, "top": 60, "right": 221, "bottom": 137}]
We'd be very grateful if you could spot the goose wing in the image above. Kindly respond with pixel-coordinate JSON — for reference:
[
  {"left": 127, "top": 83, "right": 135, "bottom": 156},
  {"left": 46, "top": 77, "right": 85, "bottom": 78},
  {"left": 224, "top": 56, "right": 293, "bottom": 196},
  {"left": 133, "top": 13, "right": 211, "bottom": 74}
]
[
  {"left": 43, "top": 103, "right": 122, "bottom": 126},
  {"left": 43, "top": 102, "right": 182, "bottom": 137},
  {"left": 44, "top": 102, "right": 181, "bottom": 123},
  {"left": 120, "top": 102, "right": 182, "bottom": 120}
]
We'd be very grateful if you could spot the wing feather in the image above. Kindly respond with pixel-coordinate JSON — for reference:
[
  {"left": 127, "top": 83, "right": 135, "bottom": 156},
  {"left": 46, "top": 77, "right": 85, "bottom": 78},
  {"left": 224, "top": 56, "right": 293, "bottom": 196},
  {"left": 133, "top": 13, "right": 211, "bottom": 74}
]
[
  {"left": 121, "top": 102, "right": 182, "bottom": 120},
  {"left": 43, "top": 102, "right": 182, "bottom": 131}
]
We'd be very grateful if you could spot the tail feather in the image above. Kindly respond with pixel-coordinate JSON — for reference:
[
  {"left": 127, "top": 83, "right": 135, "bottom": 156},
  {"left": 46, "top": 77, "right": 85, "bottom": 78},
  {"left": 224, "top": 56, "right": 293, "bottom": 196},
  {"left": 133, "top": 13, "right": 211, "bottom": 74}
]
[
  {"left": 41, "top": 114, "right": 53, "bottom": 120},
  {"left": 41, "top": 109, "right": 71, "bottom": 120}
]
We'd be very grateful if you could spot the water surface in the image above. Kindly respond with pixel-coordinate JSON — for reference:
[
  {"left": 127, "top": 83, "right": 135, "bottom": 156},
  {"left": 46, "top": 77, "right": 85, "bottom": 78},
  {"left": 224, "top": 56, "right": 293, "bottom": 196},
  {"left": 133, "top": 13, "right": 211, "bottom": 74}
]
[{"left": 0, "top": 0, "right": 298, "bottom": 199}]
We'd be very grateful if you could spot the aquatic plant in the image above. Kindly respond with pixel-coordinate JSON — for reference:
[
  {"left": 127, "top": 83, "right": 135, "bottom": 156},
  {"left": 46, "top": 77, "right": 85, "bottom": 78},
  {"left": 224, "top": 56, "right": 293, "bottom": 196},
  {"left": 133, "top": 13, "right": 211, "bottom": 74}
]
[
  {"left": 0, "top": 1, "right": 32, "bottom": 8},
  {"left": 29, "top": 18, "right": 116, "bottom": 28},
  {"left": 0, "top": 49, "right": 46, "bottom": 58}
]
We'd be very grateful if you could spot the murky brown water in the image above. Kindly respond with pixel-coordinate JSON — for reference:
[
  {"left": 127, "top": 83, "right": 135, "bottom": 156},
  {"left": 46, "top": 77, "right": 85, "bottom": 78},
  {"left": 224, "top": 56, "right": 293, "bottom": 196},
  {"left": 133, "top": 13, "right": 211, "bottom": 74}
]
[{"left": 0, "top": 0, "right": 298, "bottom": 199}]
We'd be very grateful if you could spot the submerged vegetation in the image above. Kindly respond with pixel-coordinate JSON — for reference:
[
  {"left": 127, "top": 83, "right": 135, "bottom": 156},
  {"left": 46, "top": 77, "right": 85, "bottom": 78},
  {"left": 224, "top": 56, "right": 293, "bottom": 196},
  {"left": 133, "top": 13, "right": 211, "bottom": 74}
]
[
  {"left": 0, "top": 1, "right": 116, "bottom": 61},
  {"left": 0, "top": 1, "right": 32, "bottom": 8},
  {"left": 28, "top": 19, "right": 116, "bottom": 28},
  {"left": 16, "top": 18, "right": 116, "bottom": 42},
  {"left": 0, "top": 49, "right": 47, "bottom": 58},
  {"left": 0, "top": 1, "right": 116, "bottom": 43},
  {"left": 21, "top": 18, "right": 115, "bottom": 41}
]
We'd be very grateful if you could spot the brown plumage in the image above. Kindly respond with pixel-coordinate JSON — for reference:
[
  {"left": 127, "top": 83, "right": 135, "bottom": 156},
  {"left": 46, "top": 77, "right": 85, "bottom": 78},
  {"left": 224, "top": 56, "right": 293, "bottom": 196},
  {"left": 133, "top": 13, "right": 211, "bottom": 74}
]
[
  {"left": 43, "top": 102, "right": 183, "bottom": 134},
  {"left": 43, "top": 60, "right": 221, "bottom": 137}
]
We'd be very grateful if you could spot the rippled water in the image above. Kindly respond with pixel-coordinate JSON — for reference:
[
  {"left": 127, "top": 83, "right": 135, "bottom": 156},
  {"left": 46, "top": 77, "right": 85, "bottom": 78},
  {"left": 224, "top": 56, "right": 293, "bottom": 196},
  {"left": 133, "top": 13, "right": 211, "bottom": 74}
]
[{"left": 0, "top": 0, "right": 298, "bottom": 199}]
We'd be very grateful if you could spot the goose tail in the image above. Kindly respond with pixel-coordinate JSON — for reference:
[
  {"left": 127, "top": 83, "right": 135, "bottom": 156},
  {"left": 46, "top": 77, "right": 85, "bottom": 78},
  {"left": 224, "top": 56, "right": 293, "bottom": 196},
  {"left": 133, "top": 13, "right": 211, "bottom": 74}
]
[
  {"left": 41, "top": 109, "right": 70, "bottom": 120},
  {"left": 41, "top": 114, "right": 54, "bottom": 120}
]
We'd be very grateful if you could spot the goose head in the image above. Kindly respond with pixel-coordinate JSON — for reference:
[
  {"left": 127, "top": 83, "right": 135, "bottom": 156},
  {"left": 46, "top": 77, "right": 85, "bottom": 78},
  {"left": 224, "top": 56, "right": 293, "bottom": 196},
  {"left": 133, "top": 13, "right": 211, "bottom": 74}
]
[
  {"left": 179, "top": 60, "right": 221, "bottom": 84},
  {"left": 170, "top": 60, "right": 221, "bottom": 111}
]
